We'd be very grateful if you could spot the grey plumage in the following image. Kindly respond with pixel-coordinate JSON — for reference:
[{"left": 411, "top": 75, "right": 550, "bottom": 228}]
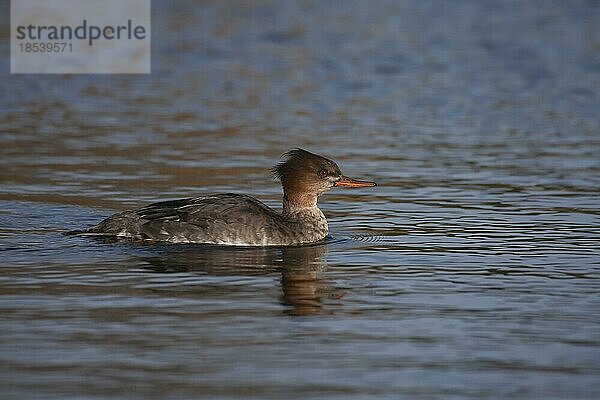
[
  {"left": 68, "top": 148, "right": 374, "bottom": 246},
  {"left": 73, "top": 193, "right": 328, "bottom": 246}
]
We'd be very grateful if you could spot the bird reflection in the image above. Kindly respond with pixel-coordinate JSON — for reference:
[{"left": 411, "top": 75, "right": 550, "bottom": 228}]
[{"left": 139, "top": 243, "right": 341, "bottom": 316}]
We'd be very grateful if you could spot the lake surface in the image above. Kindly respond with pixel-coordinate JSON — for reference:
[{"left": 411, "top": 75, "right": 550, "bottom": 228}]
[{"left": 1, "top": 1, "right": 599, "bottom": 398}]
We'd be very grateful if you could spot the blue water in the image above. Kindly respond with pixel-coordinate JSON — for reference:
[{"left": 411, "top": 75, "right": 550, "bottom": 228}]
[{"left": 1, "top": 1, "right": 599, "bottom": 398}]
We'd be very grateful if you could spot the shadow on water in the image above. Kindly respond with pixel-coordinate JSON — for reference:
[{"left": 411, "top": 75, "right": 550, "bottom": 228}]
[{"left": 134, "top": 242, "right": 339, "bottom": 316}]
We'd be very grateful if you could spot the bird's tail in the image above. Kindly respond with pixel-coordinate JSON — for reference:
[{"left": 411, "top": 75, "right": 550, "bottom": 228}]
[{"left": 63, "top": 225, "right": 105, "bottom": 236}]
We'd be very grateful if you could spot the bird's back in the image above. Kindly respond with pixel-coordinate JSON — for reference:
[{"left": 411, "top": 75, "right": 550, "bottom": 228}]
[{"left": 79, "top": 193, "right": 327, "bottom": 246}]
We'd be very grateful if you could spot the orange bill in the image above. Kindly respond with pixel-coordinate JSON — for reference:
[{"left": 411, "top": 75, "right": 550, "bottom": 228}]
[{"left": 334, "top": 176, "right": 377, "bottom": 188}]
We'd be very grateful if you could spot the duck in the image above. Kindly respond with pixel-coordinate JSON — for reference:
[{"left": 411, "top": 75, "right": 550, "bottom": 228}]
[{"left": 69, "top": 148, "right": 376, "bottom": 246}]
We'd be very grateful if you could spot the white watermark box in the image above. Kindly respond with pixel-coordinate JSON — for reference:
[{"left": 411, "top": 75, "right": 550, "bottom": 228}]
[{"left": 11, "top": 0, "right": 151, "bottom": 74}]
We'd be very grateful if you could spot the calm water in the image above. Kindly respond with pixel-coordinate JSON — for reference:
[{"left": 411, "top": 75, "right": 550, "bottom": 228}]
[{"left": 1, "top": 1, "right": 600, "bottom": 399}]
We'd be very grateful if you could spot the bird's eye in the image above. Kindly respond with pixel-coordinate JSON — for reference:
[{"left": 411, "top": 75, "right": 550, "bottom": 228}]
[{"left": 318, "top": 169, "right": 328, "bottom": 178}]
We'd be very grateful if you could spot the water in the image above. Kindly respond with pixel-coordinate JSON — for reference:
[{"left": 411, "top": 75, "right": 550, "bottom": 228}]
[{"left": 1, "top": 1, "right": 599, "bottom": 398}]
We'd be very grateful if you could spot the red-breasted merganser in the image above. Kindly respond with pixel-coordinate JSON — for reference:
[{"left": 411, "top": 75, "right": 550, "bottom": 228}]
[{"left": 71, "top": 148, "right": 376, "bottom": 246}]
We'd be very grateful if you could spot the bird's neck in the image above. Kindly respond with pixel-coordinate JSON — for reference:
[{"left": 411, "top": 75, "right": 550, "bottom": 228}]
[
  {"left": 281, "top": 190, "right": 329, "bottom": 243},
  {"left": 281, "top": 191, "right": 319, "bottom": 215}
]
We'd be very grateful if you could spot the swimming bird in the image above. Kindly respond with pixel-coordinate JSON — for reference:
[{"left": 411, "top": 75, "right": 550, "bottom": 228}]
[{"left": 69, "top": 148, "right": 376, "bottom": 246}]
